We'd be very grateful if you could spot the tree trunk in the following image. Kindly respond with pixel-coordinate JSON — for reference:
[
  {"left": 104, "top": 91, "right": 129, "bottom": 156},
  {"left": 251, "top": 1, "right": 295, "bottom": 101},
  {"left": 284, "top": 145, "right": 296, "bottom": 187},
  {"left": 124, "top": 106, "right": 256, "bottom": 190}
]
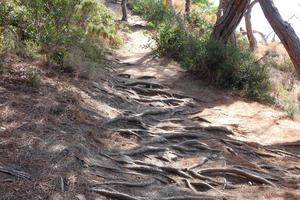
[
  {"left": 229, "top": 32, "right": 237, "bottom": 46},
  {"left": 217, "top": 0, "right": 223, "bottom": 21},
  {"left": 213, "top": 0, "right": 250, "bottom": 42},
  {"left": 259, "top": 0, "right": 300, "bottom": 76},
  {"left": 216, "top": 0, "right": 237, "bottom": 45},
  {"left": 121, "top": 0, "right": 128, "bottom": 21},
  {"left": 245, "top": 0, "right": 258, "bottom": 51},
  {"left": 216, "top": 0, "right": 225, "bottom": 21},
  {"left": 185, "top": 0, "right": 191, "bottom": 19}
]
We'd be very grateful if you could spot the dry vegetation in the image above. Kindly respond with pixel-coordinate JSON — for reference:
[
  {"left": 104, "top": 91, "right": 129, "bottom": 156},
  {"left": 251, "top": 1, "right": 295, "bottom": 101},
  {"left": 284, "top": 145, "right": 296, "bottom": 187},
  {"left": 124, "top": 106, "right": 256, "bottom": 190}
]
[
  {"left": 0, "top": 1, "right": 300, "bottom": 200},
  {"left": 254, "top": 42, "right": 300, "bottom": 118},
  {"left": 1, "top": 47, "right": 300, "bottom": 199}
]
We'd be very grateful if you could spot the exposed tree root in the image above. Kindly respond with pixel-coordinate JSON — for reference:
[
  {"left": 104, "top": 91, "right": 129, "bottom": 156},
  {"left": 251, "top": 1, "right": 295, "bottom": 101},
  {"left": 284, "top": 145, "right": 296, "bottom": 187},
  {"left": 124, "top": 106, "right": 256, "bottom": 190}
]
[
  {"left": 184, "top": 179, "right": 199, "bottom": 193},
  {"left": 163, "top": 132, "right": 201, "bottom": 140},
  {"left": 191, "top": 116, "right": 211, "bottom": 124},
  {"left": 92, "top": 179, "right": 155, "bottom": 187},
  {"left": 132, "top": 97, "right": 184, "bottom": 106},
  {"left": 105, "top": 116, "right": 147, "bottom": 129},
  {"left": 123, "top": 80, "right": 167, "bottom": 89},
  {"left": 189, "top": 170, "right": 223, "bottom": 186},
  {"left": 125, "top": 164, "right": 176, "bottom": 183},
  {"left": 118, "top": 73, "right": 131, "bottom": 79},
  {"left": 119, "top": 146, "right": 167, "bottom": 156},
  {"left": 90, "top": 188, "right": 220, "bottom": 200},
  {"left": 160, "top": 166, "right": 192, "bottom": 178},
  {"left": 268, "top": 148, "right": 300, "bottom": 159},
  {"left": 198, "top": 168, "right": 275, "bottom": 186},
  {"left": 90, "top": 188, "right": 141, "bottom": 200},
  {"left": 3, "top": 13, "right": 300, "bottom": 200},
  {"left": 203, "top": 126, "right": 234, "bottom": 135},
  {"left": 135, "top": 108, "right": 173, "bottom": 118},
  {"left": 105, "top": 116, "right": 141, "bottom": 125},
  {"left": 117, "top": 129, "right": 143, "bottom": 140},
  {"left": 93, "top": 30, "right": 300, "bottom": 200},
  {"left": 187, "top": 158, "right": 209, "bottom": 170},
  {"left": 176, "top": 140, "right": 211, "bottom": 150},
  {"left": 159, "top": 196, "right": 220, "bottom": 200},
  {"left": 126, "top": 86, "right": 204, "bottom": 103},
  {"left": 31, "top": 60, "right": 300, "bottom": 198},
  {"left": 137, "top": 75, "right": 157, "bottom": 80},
  {"left": 0, "top": 166, "right": 32, "bottom": 180},
  {"left": 182, "top": 126, "right": 234, "bottom": 136},
  {"left": 190, "top": 180, "right": 225, "bottom": 195}
]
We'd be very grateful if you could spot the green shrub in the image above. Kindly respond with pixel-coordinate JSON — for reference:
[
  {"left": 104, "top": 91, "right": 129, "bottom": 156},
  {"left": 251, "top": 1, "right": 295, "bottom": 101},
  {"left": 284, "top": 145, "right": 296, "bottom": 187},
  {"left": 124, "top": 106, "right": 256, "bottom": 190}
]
[
  {"left": 153, "top": 22, "right": 206, "bottom": 70},
  {"left": 276, "top": 99, "right": 300, "bottom": 119},
  {"left": 76, "top": 0, "right": 121, "bottom": 45},
  {"left": 63, "top": 35, "right": 104, "bottom": 78},
  {"left": 134, "top": 0, "right": 271, "bottom": 101},
  {"left": 193, "top": 0, "right": 211, "bottom": 5},
  {"left": 1, "top": 0, "right": 120, "bottom": 67},
  {"left": 154, "top": 22, "right": 187, "bottom": 58},
  {"left": 152, "top": 19, "right": 270, "bottom": 100},
  {"left": 133, "top": 0, "right": 175, "bottom": 27},
  {"left": 21, "top": 0, "right": 80, "bottom": 56},
  {"left": 14, "top": 40, "right": 41, "bottom": 59},
  {"left": 204, "top": 39, "right": 270, "bottom": 96},
  {"left": 0, "top": 28, "right": 19, "bottom": 52},
  {"left": 189, "top": 11, "right": 212, "bottom": 34},
  {"left": 285, "top": 100, "right": 300, "bottom": 119}
]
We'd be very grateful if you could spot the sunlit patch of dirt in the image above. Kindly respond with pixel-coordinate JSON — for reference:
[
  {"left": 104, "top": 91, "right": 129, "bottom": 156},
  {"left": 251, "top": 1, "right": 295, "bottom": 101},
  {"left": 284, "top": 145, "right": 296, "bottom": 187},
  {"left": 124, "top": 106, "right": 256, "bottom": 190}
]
[{"left": 0, "top": 3, "right": 300, "bottom": 200}]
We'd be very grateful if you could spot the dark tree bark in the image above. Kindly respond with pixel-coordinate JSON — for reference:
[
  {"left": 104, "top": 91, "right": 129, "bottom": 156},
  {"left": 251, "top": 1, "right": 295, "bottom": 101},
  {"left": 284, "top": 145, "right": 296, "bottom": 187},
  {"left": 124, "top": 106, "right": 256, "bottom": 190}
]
[
  {"left": 213, "top": 0, "right": 250, "bottom": 42},
  {"left": 216, "top": 0, "right": 225, "bottom": 20},
  {"left": 259, "top": 0, "right": 300, "bottom": 76},
  {"left": 216, "top": 1, "right": 221, "bottom": 20},
  {"left": 185, "top": 0, "right": 191, "bottom": 19},
  {"left": 245, "top": 0, "right": 258, "bottom": 51},
  {"left": 229, "top": 33, "right": 237, "bottom": 46},
  {"left": 121, "top": 0, "right": 128, "bottom": 21}
]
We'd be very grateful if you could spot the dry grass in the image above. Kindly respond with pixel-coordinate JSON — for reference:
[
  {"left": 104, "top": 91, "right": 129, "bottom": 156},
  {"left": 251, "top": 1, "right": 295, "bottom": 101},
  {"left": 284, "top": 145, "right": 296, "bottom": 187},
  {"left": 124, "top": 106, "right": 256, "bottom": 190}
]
[
  {"left": 253, "top": 41, "right": 300, "bottom": 119},
  {"left": 1, "top": 43, "right": 300, "bottom": 200},
  {"left": 1, "top": 18, "right": 300, "bottom": 199}
]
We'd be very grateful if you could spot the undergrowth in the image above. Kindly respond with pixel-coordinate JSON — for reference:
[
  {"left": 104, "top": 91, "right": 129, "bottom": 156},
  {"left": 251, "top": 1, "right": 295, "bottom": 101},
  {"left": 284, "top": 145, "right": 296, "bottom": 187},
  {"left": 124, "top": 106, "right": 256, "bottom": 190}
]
[
  {"left": 263, "top": 55, "right": 294, "bottom": 73},
  {"left": 0, "top": 0, "right": 121, "bottom": 77},
  {"left": 133, "top": 0, "right": 176, "bottom": 28},
  {"left": 134, "top": 0, "right": 271, "bottom": 101}
]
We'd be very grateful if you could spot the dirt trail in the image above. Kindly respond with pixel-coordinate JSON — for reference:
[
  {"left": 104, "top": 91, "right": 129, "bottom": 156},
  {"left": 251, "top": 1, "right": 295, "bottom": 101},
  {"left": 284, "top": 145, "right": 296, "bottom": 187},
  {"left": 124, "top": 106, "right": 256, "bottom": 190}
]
[
  {"left": 113, "top": 8, "right": 300, "bottom": 147},
  {"left": 0, "top": 3, "right": 300, "bottom": 200}
]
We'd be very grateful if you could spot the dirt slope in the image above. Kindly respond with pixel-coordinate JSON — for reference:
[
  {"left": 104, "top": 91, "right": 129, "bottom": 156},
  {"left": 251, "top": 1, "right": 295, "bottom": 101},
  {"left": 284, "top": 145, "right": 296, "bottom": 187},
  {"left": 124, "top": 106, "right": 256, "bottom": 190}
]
[
  {"left": 0, "top": 3, "right": 300, "bottom": 200},
  {"left": 114, "top": 10, "right": 300, "bottom": 147}
]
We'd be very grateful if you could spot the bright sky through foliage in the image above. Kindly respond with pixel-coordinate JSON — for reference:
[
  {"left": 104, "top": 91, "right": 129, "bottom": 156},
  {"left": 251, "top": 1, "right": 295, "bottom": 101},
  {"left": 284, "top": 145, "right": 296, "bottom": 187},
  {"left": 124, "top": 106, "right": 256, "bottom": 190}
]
[{"left": 211, "top": 0, "right": 300, "bottom": 38}]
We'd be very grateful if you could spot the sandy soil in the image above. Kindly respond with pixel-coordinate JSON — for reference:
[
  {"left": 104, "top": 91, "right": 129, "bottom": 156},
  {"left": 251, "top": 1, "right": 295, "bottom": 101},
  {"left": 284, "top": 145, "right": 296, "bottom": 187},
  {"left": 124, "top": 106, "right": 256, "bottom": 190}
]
[
  {"left": 0, "top": 2, "right": 299, "bottom": 200},
  {"left": 114, "top": 9, "right": 300, "bottom": 147}
]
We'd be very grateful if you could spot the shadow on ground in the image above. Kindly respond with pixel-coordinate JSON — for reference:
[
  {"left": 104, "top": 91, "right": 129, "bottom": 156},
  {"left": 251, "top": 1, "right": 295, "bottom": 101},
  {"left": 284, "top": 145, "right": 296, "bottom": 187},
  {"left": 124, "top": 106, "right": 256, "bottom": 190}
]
[{"left": 0, "top": 52, "right": 299, "bottom": 199}]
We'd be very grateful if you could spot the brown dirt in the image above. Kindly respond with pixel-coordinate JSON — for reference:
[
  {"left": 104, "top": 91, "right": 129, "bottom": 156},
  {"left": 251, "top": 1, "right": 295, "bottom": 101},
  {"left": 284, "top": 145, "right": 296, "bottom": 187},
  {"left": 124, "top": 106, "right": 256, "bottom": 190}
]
[{"left": 0, "top": 3, "right": 300, "bottom": 200}]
